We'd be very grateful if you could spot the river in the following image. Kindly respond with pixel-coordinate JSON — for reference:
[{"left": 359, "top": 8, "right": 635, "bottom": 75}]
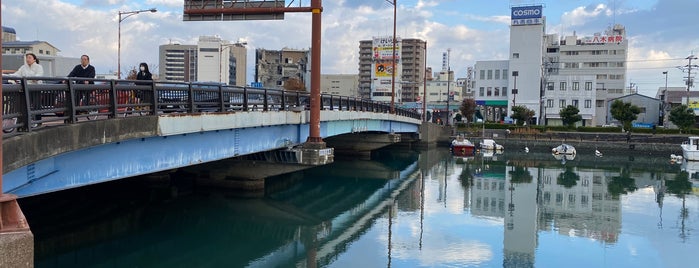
[{"left": 19, "top": 147, "right": 699, "bottom": 267}]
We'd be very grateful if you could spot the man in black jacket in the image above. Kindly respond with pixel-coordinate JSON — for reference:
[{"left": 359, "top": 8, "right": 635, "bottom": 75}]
[
  {"left": 67, "top": 54, "right": 96, "bottom": 110},
  {"left": 68, "top": 54, "right": 95, "bottom": 84}
]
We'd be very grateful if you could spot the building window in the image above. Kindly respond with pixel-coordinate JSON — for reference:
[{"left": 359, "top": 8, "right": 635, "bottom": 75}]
[
  {"left": 572, "top": 82, "right": 579, "bottom": 91},
  {"left": 572, "top": 99, "right": 579, "bottom": 108},
  {"left": 494, "top": 70, "right": 500, "bottom": 80},
  {"left": 547, "top": 82, "right": 554, "bottom": 91},
  {"left": 479, "top": 87, "right": 485, "bottom": 96},
  {"left": 494, "top": 87, "right": 500, "bottom": 96},
  {"left": 560, "top": 82, "right": 567, "bottom": 91},
  {"left": 559, "top": 99, "right": 566, "bottom": 108},
  {"left": 547, "top": 99, "right": 553, "bottom": 108},
  {"left": 487, "top": 70, "right": 493, "bottom": 80},
  {"left": 585, "top": 99, "right": 592, "bottom": 108},
  {"left": 502, "top": 87, "right": 507, "bottom": 96},
  {"left": 585, "top": 82, "right": 593, "bottom": 90},
  {"left": 503, "top": 69, "right": 508, "bottom": 79},
  {"left": 596, "top": 100, "right": 605, "bottom": 107},
  {"left": 487, "top": 87, "right": 492, "bottom": 96},
  {"left": 480, "top": 70, "right": 485, "bottom": 80},
  {"left": 512, "top": 53, "right": 519, "bottom": 59},
  {"left": 39, "top": 49, "right": 44, "bottom": 54}
]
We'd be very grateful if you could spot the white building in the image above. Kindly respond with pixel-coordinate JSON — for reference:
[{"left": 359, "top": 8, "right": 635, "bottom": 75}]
[
  {"left": 473, "top": 60, "right": 509, "bottom": 122},
  {"left": 196, "top": 36, "right": 247, "bottom": 86},
  {"left": 508, "top": 5, "right": 545, "bottom": 125},
  {"left": 320, "top": 74, "right": 360, "bottom": 97},
  {"left": 468, "top": 5, "right": 629, "bottom": 126},
  {"left": 159, "top": 36, "right": 247, "bottom": 86},
  {"left": 547, "top": 25, "right": 629, "bottom": 126},
  {"left": 543, "top": 75, "right": 597, "bottom": 126}
]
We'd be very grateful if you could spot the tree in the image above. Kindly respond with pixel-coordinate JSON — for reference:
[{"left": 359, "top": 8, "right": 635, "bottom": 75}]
[
  {"left": 610, "top": 100, "right": 641, "bottom": 131},
  {"left": 511, "top": 105, "right": 535, "bottom": 126},
  {"left": 459, "top": 98, "right": 477, "bottom": 123},
  {"left": 126, "top": 66, "right": 138, "bottom": 80},
  {"left": 669, "top": 104, "right": 696, "bottom": 133},
  {"left": 559, "top": 105, "right": 582, "bottom": 129},
  {"left": 556, "top": 167, "right": 579, "bottom": 188},
  {"left": 284, "top": 77, "right": 306, "bottom": 91}
]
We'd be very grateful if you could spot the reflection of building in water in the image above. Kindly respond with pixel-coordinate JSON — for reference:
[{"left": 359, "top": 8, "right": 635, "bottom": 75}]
[
  {"left": 470, "top": 162, "right": 507, "bottom": 218},
  {"left": 538, "top": 168, "right": 621, "bottom": 244},
  {"left": 503, "top": 167, "right": 538, "bottom": 267}
]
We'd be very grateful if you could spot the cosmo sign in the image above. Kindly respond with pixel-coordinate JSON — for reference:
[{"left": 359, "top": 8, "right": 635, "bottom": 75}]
[{"left": 511, "top": 5, "right": 543, "bottom": 26}]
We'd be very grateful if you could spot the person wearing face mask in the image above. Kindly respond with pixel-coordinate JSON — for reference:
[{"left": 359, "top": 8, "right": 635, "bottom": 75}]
[
  {"left": 136, "top": 62, "right": 153, "bottom": 83},
  {"left": 134, "top": 62, "right": 153, "bottom": 103}
]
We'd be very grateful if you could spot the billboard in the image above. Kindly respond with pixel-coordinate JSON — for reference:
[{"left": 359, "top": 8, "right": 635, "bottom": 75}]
[
  {"left": 582, "top": 35, "right": 624, "bottom": 44},
  {"left": 371, "top": 36, "right": 402, "bottom": 101},
  {"left": 511, "top": 5, "right": 543, "bottom": 26},
  {"left": 183, "top": 0, "right": 284, "bottom": 21}
]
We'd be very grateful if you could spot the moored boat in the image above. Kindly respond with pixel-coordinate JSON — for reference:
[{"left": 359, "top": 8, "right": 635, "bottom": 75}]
[
  {"left": 551, "top": 144, "right": 576, "bottom": 155},
  {"left": 451, "top": 135, "right": 476, "bottom": 156},
  {"left": 681, "top": 136, "right": 699, "bottom": 161},
  {"left": 479, "top": 139, "right": 504, "bottom": 151}
]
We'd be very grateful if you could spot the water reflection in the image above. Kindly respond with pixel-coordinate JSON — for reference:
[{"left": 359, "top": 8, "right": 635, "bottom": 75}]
[{"left": 17, "top": 148, "right": 699, "bottom": 267}]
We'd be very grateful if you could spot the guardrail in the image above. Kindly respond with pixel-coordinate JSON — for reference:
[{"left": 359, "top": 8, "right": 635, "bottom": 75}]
[{"left": 2, "top": 76, "right": 421, "bottom": 137}]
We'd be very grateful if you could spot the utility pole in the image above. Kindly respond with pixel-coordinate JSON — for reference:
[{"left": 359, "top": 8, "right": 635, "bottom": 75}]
[
  {"left": 678, "top": 54, "right": 698, "bottom": 105},
  {"left": 445, "top": 48, "right": 451, "bottom": 126}
]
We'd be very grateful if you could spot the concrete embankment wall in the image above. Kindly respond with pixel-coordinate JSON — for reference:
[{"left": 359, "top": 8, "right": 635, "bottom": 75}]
[{"left": 466, "top": 129, "right": 687, "bottom": 157}]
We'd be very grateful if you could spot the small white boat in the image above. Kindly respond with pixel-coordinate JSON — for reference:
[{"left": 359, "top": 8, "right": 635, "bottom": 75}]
[
  {"left": 480, "top": 139, "right": 504, "bottom": 151},
  {"left": 552, "top": 144, "right": 576, "bottom": 155},
  {"left": 681, "top": 136, "right": 699, "bottom": 161}
]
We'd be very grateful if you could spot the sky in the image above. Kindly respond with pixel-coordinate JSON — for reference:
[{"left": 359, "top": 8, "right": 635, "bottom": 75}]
[{"left": 2, "top": 0, "right": 698, "bottom": 97}]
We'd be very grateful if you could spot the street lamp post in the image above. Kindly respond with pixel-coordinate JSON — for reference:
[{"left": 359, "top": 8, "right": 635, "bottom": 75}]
[
  {"left": 663, "top": 71, "right": 668, "bottom": 126},
  {"left": 386, "top": 0, "right": 397, "bottom": 114},
  {"left": 511, "top": 71, "right": 519, "bottom": 107},
  {"left": 118, "top": 8, "right": 157, "bottom": 79},
  {"left": 445, "top": 48, "right": 451, "bottom": 126}
]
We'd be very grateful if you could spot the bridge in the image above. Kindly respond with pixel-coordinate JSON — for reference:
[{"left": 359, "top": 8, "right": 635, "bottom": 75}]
[{"left": 1, "top": 76, "right": 427, "bottom": 198}]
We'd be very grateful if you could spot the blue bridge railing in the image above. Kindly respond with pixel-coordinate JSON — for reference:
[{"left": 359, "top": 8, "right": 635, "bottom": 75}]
[{"left": 2, "top": 76, "right": 421, "bottom": 137}]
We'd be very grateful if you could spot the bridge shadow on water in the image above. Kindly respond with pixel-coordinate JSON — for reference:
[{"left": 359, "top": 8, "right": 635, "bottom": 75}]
[{"left": 18, "top": 148, "right": 422, "bottom": 267}]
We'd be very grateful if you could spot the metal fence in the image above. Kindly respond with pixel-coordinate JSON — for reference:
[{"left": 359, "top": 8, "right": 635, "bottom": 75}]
[{"left": 2, "top": 76, "right": 421, "bottom": 136}]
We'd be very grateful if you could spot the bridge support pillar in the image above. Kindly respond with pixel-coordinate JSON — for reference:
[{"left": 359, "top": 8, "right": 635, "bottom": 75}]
[
  {"left": 0, "top": 194, "right": 33, "bottom": 267},
  {"left": 300, "top": 142, "right": 334, "bottom": 165}
]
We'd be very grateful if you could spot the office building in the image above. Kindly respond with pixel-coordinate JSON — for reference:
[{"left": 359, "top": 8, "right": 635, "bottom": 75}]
[
  {"left": 159, "top": 36, "right": 248, "bottom": 86},
  {"left": 159, "top": 43, "right": 198, "bottom": 82},
  {"left": 321, "top": 74, "right": 360, "bottom": 97},
  {"left": 358, "top": 37, "right": 426, "bottom": 102}
]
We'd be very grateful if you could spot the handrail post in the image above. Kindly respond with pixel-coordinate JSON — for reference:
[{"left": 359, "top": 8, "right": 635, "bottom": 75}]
[
  {"left": 187, "top": 83, "right": 194, "bottom": 113},
  {"left": 263, "top": 88, "right": 268, "bottom": 112},
  {"left": 151, "top": 81, "right": 158, "bottom": 114},
  {"left": 109, "top": 80, "right": 118, "bottom": 118},
  {"left": 242, "top": 87, "right": 249, "bottom": 112},
  {"left": 218, "top": 84, "right": 225, "bottom": 111},
  {"left": 281, "top": 90, "right": 286, "bottom": 111},
  {"left": 20, "top": 78, "right": 31, "bottom": 132}
]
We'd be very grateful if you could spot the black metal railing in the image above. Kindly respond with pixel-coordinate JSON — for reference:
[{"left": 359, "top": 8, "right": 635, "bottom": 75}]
[{"left": 2, "top": 76, "right": 421, "bottom": 136}]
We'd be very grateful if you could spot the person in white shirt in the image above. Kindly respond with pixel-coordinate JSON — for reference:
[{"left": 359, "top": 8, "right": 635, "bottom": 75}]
[
  {"left": 12, "top": 53, "right": 43, "bottom": 83},
  {"left": 10, "top": 53, "right": 44, "bottom": 125}
]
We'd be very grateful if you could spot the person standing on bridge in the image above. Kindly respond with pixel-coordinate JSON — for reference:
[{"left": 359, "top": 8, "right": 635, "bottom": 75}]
[
  {"left": 66, "top": 55, "right": 96, "bottom": 107},
  {"left": 67, "top": 54, "right": 95, "bottom": 84},
  {"left": 11, "top": 53, "right": 43, "bottom": 82},
  {"left": 134, "top": 62, "right": 153, "bottom": 101},
  {"left": 9, "top": 53, "right": 44, "bottom": 124}
]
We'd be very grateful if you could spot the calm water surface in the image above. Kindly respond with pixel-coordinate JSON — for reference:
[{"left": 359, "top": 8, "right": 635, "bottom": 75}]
[{"left": 20, "top": 147, "right": 699, "bottom": 267}]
